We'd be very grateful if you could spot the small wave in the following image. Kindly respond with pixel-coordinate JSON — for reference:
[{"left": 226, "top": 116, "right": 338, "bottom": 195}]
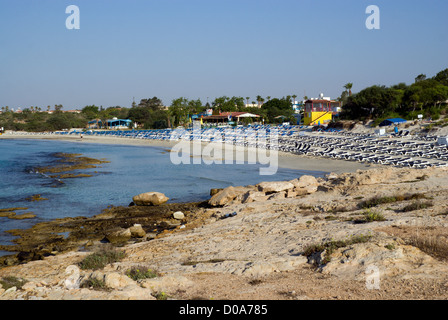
[{"left": 29, "top": 168, "right": 64, "bottom": 185}]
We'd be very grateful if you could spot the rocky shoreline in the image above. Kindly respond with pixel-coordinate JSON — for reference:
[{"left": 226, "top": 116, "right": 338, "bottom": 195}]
[
  {"left": 1, "top": 164, "right": 448, "bottom": 300},
  {"left": 0, "top": 152, "right": 209, "bottom": 267},
  {"left": 0, "top": 200, "right": 209, "bottom": 267}
]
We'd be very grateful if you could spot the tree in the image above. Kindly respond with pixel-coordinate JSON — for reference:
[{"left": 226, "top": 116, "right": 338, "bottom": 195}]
[
  {"left": 188, "top": 98, "right": 203, "bottom": 114},
  {"left": 256, "top": 95, "right": 262, "bottom": 108},
  {"left": 128, "top": 106, "right": 151, "bottom": 125},
  {"left": 81, "top": 105, "right": 99, "bottom": 120},
  {"left": 341, "top": 85, "right": 400, "bottom": 119},
  {"left": 261, "top": 97, "right": 293, "bottom": 123},
  {"left": 433, "top": 68, "right": 448, "bottom": 86},
  {"left": 338, "top": 90, "right": 349, "bottom": 106},
  {"left": 54, "top": 104, "right": 63, "bottom": 113},
  {"left": 212, "top": 96, "right": 244, "bottom": 112},
  {"left": 415, "top": 74, "right": 427, "bottom": 83},
  {"left": 138, "top": 97, "right": 164, "bottom": 110},
  {"left": 344, "top": 83, "right": 353, "bottom": 96},
  {"left": 403, "top": 84, "right": 423, "bottom": 111},
  {"left": 291, "top": 95, "right": 297, "bottom": 104},
  {"left": 420, "top": 85, "right": 448, "bottom": 108},
  {"left": 169, "top": 97, "right": 190, "bottom": 126}
]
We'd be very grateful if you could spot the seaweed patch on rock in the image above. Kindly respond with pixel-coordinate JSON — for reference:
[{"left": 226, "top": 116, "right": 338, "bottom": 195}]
[
  {"left": 33, "top": 152, "right": 110, "bottom": 181},
  {"left": 0, "top": 200, "right": 209, "bottom": 268}
]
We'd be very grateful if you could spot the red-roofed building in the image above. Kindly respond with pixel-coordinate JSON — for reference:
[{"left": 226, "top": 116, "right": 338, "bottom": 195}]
[
  {"left": 201, "top": 112, "right": 260, "bottom": 125},
  {"left": 303, "top": 98, "right": 341, "bottom": 126}
]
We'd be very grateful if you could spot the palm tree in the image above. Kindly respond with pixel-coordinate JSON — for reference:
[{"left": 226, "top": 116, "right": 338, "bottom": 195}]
[
  {"left": 344, "top": 83, "right": 353, "bottom": 96},
  {"left": 266, "top": 96, "right": 271, "bottom": 101},
  {"left": 256, "top": 95, "right": 262, "bottom": 108},
  {"left": 246, "top": 97, "right": 250, "bottom": 106},
  {"left": 292, "top": 95, "right": 297, "bottom": 104}
]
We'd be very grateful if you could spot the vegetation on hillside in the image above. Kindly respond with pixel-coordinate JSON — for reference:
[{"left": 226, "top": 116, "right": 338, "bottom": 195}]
[
  {"left": 1, "top": 68, "right": 447, "bottom": 132},
  {"left": 340, "top": 68, "right": 448, "bottom": 125}
]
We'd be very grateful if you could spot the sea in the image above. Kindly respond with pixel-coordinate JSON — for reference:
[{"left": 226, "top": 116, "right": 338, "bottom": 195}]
[{"left": 0, "top": 138, "right": 326, "bottom": 255}]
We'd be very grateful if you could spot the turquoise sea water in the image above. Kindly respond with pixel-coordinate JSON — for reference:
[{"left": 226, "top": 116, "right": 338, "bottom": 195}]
[{"left": 0, "top": 139, "right": 326, "bottom": 253}]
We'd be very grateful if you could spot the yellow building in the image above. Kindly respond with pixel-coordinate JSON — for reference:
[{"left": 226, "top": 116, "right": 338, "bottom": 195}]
[{"left": 303, "top": 99, "right": 340, "bottom": 126}]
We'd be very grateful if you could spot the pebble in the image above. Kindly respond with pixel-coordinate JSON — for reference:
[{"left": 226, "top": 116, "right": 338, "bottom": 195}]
[{"left": 173, "top": 211, "right": 185, "bottom": 220}]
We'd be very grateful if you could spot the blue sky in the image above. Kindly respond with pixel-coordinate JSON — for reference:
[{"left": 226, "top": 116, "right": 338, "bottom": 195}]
[{"left": 0, "top": 0, "right": 447, "bottom": 109}]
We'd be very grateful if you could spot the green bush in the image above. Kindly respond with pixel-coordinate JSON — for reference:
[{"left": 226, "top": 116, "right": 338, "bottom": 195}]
[
  {"left": 0, "top": 276, "right": 27, "bottom": 290},
  {"left": 358, "top": 193, "right": 428, "bottom": 209},
  {"left": 80, "top": 278, "right": 108, "bottom": 291},
  {"left": 362, "top": 209, "right": 386, "bottom": 222},
  {"left": 303, "top": 234, "right": 372, "bottom": 265},
  {"left": 78, "top": 248, "right": 126, "bottom": 270},
  {"left": 125, "top": 266, "right": 159, "bottom": 281},
  {"left": 402, "top": 201, "right": 433, "bottom": 212}
]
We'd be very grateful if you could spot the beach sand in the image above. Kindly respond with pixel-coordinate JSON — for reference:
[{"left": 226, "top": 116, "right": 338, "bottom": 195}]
[{"left": 0, "top": 133, "right": 375, "bottom": 173}]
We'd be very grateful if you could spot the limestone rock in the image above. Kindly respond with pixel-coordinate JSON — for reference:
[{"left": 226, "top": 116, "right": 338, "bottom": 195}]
[
  {"left": 210, "top": 188, "right": 223, "bottom": 196},
  {"left": 268, "top": 191, "right": 286, "bottom": 201},
  {"left": 256, "top": 181, "right": 294, "bottom": 193},
  {"left": 110, "top": 284, "right": 156, "bottom": 300},
  {"left": 242, "top": 191, "right": 269, "bottom": 203},
  {"left": 326, "top": 172, "right": 338, "bottom": 180},
  {"left": 104, "top": 272, "right": 136, "bottom": 289},
  {"left": 291, "top": 175, "right": 319, "bottom": 195},
  {"left": 286, "top": 190, "right": 297, "bottom": 198},
  {"left": 209, "top": 186, "right": 254, "bottom": 206},
  {"left": 141, "top": 275, "right": 194, "bottom": 294},
  {"left": 132, "top": 192, "right": 169, "bottom": 206},
  {"left": 129, "top": 224, "right": 146, "bottom": 238},
  {"left": 173, "top": 211, "right": 185, "bottom": 220},
  {"left": 242, "top": 262, "right": 277, "bottom": 277},
  {"left": 209, "top": 186, "right": 238, "bottom": 206},
  {"left": 106, "top": 228, "right": 132, "bottom": 244}
]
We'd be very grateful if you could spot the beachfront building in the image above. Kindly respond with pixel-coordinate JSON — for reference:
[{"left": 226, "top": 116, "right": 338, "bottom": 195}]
[
  {"left": 106, "top": 118, "right": 132, "bottom": 130},
  {"left": 87, "top": 119, "right": 103, "bottom": 129},
  {"left": 201, "top": 112, "right": 261, "bottom": 126},
  {"left": 245, "top": 103, "right": 259, "bottom": 108},
  {"left": 303, "top": 94, "right": 341, "bottom": 126}
]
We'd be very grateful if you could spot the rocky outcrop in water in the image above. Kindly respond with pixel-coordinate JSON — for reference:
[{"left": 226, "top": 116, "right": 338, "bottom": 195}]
[{"left": 132, "top": 192, "right": 169, "bottom": 206}]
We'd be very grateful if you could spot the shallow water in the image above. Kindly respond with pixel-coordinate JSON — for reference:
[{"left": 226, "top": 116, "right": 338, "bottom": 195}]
[{"left": 0, "top": 139, "right": 326, "bottom": 252}]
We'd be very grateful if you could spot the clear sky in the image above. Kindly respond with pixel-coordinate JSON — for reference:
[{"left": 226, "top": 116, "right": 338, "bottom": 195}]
[{"left": 1, "top": 0, "right": 447, "bottom": 110}]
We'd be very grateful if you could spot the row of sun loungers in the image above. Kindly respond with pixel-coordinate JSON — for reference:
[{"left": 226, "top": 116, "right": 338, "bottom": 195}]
[
  {"left": 40, "top": 126, "right": 444, "bottom": 169},
  {"left": 283, "top": 132, "right": 448, "bottom": 168}
]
